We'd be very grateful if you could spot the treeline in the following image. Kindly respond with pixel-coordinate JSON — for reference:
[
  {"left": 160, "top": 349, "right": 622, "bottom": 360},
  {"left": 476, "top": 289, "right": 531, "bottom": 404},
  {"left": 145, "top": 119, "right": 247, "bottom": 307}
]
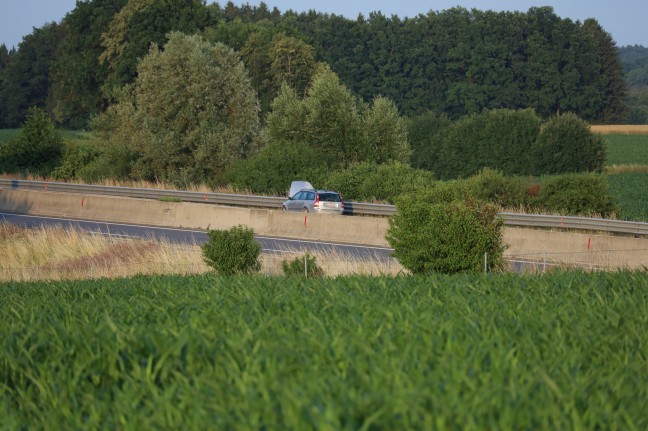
[
  {"left": 619, "top": 45, "right": 648, "bottom": 123},
  {"left": 0, "top": 1, "right": 631, "bottom": 129}
]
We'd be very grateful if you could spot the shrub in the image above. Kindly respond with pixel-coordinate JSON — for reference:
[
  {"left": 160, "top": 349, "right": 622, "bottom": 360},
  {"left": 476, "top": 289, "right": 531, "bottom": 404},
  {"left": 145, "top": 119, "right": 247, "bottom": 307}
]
[
  {"left": 432, "top": 109, "right": 541, "bottom": 179},
  {"left": 223, "top": 140, "right": 331, "bottom": 195},
  {"left": 0, "top": 107, "right": 63, "bottom": 175},
  {"left": 281, "top": 253, "right": 324, "bottom": 277},
  {"left": 325, "top": 161, "right": 435, "bottom": 203},
  {"left": 202, "top": 225, "right": 261, "bottom": 275},
  {"left": 387, "top": 192, "right": 506, "bottom": 274},
  {"left": 463, "top": 168, "right": 535, "bottom": 208},
  {"left": 51, "top": 142, "right": 100, "bottom": 180},
  {"left": 532, "top": 173, "right": 617, "bottom": 216},
  {"left": 532, "top": 113, "right": 606, "bottom": 175},
  {"left": 407, "top": 111, "right": 452, "bottom": 171}
]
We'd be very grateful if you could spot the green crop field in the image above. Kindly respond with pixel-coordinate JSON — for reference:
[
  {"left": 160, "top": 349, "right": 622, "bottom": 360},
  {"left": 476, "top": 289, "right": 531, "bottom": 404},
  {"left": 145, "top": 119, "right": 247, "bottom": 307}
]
[
  {"left": 1, "top": 273, "right": 647, "bottom": 429},
  {"left": 605, "top": 134, "right": 648, "bottom": 166},
  {"left": 608, "top": 172, "right": 648, "bottom": 221}
]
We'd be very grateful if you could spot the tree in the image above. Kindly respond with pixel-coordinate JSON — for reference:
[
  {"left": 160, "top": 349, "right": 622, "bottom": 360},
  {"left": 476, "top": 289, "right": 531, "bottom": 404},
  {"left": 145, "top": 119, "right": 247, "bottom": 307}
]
[
  {"left": 94, "top": 32, "right": 259, "bottom": 187},
  {"left": 387, "top": 191, "right": 506, "bottom": 274},
  {"left": 0, "top": 107, "right": 63, "bottom": 174},
  {"left": 49, "top": 0, "right": 127, "bottom": 129},
  {"left": 583, "top": 19, "right": 628, "bottom": 124},
  {"left": 268, "top": 33, "right": 316, "bottom": 97},
  {"left": 265, "top": 67, "right": 410, "bottom": 169},
  {"left": 431, "top": 109, "right": 542, "bottom": 180},
  {"left": 99, "top": 0, "right": 211, "bottom": 91},
  {"left": 0, "top": 23, "right": 62, "bottom": 127},
  {"left": 532, "top": 112, "right": 606, "bottom": 175}
]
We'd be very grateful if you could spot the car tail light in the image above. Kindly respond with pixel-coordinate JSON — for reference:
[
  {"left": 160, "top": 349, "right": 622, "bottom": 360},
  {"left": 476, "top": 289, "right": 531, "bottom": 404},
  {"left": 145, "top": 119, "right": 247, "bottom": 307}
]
[
  {"left": 340, "top": 193, "right": 344, "bottom": 209},
  {"left": 314, "top": 193, "right": 320, "bottom": 208}
]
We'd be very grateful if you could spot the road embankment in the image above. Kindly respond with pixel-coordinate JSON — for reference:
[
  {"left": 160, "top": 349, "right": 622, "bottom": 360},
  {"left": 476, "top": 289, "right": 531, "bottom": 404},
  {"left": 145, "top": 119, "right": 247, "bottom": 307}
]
[{"left": 1, "top": 189, "right": 647, "bottom": 268}]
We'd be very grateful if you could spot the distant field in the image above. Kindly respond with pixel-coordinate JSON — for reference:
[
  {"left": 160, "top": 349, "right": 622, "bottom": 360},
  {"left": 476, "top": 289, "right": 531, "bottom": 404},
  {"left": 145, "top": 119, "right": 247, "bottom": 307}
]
[
  {"left": 0, "top": 129, "right": 19, "bottom": 145},
  {"left": 592, "top": 125, "right": 648, "bottom": 134},
  {"left": 1, "top": 272, "right": 647, "bottom": 429},
  {"left": 608, "top": 172, "right": 648, "bottom": 222},
  {"left": 0, "top": 129, "right": 93, "bottom": 145},
  {"left": 605, "top": 134, "right": 648, "bottom": 166}
]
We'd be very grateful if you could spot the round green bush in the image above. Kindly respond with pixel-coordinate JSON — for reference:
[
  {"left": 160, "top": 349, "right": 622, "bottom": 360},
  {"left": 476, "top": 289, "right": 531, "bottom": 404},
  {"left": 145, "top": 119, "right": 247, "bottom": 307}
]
[
  {"left": 202, "top": 225, "right": 261, "bottom": 275},
  {"left": 325, "top": 161, "right": 435, "bottom": 203},
  {"left": 532, "top": 173, "right": 617, "bottom": 216},
  {"left": 387, "top": 192, "right": 506, "bottom": 274},
  {"left": 532, "top": 113, "right": 606, "bottom": 175}
]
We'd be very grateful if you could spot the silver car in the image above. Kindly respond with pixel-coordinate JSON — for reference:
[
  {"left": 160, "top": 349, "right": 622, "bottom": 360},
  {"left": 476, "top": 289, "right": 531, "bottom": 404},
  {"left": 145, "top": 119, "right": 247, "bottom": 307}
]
[{"left": 282, "top": 181, "right": 345, "bottom": 214}]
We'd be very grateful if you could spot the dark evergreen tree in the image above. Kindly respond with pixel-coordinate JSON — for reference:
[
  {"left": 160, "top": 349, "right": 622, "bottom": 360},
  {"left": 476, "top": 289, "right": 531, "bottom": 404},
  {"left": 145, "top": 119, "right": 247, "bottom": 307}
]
[
  {"left": 0, "top": 23, "right": 62, "bottom": 127},
  {"left": 49, "top": 0, "right": 127, "bottom": 129},
  {"left": 584, "top": 19, "right": 629, "bottom": 123}
]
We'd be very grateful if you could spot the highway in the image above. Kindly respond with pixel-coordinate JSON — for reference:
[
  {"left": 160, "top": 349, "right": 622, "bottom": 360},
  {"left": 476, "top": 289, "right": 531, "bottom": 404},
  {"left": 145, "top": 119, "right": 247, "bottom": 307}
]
[{"left": 0, "top": 212, "right": 394, "bottom": 261}]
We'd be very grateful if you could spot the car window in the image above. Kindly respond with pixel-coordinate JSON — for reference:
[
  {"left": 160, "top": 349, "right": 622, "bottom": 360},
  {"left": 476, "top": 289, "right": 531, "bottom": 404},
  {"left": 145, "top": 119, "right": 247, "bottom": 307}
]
[
  {"left": 294, "top": 191, "right": 305, "bottom": 200},
  {"left": 319, "top": 192, "right": 341, "bottom": 202},
  {"left": 307, "top": 191, "right": 316, "bottom": 200}
]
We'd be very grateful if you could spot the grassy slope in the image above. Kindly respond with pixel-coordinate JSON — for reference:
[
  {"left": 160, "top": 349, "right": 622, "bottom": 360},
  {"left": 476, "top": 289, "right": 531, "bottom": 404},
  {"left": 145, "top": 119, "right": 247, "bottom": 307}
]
[{"left": 1, "top": 272, "right": 647, "bottom": 429}]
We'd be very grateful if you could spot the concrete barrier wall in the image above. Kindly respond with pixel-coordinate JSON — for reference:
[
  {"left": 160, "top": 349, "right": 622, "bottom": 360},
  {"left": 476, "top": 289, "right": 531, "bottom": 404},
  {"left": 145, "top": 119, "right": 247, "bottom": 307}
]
[
  {"left": 0, "top": 189, "right": 390, "bottom": 247},
  {"left": 2, "top": 189, "right": 647, "bottom": 267}
]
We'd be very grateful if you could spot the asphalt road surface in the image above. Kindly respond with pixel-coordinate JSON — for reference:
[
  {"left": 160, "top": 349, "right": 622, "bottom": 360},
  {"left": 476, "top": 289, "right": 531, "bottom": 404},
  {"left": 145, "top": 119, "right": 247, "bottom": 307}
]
[{"left": 0, "top": 212, "right": 394, "bottom": 261}]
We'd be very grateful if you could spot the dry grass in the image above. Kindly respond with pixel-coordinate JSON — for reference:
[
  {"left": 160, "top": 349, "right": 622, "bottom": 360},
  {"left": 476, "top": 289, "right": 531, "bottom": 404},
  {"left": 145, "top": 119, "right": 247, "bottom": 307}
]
[
  {"left": 0, "top": 173, "right": 256, "bottom": 195},
  {"left": 591, "top": 125, "right": 648, "bottom": 135},
  {"left": 0, "top": 223, "right": 399, "bottom": 282},
  {"left": 261, "top": 248, "right": 403, "bottom": 277},
  {"left": 605, "top": 164, "right": 648, "bottom": 174},
  {"left": 0, "top": 223, "right": 209, "bottom": 281}
]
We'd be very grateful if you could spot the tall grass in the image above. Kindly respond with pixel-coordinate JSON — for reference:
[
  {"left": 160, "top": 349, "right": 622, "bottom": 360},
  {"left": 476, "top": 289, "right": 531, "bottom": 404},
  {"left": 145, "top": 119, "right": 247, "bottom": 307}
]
[
  {"left": 1, "top": 272, "right": 647, "bottom": 429},
  {"left": 0, "top": 224, "right": 401, "bottom": 281}
]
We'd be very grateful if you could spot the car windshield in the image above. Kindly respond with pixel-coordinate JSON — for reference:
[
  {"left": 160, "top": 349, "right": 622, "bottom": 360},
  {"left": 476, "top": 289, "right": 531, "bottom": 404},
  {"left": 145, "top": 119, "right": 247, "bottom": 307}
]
[{"left": 319, "top": 193, "right": 341, "bottom": 202}]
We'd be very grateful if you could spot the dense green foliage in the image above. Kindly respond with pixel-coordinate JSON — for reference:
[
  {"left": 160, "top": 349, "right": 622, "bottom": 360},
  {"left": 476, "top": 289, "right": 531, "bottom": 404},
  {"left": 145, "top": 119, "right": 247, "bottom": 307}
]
[
  {"left": 265, "top": 68, "right": 410, "bottom": 169},
  {"left": 0, "top": 107, "right": 62, "bottom": 175},
  {"left": 533, "top": 173, "right": 617, "bottom": 217},
  {"left": 325, "top": 161, "right": 435, "bottom": 203},
  {"left": 2, "top": 272, "right": 647, "bottom": 429},
  {"left": 93, "top": 32, "right": 259, "bottom": 187},
  {"left": 429, "top": 109, "right": 542, "bottom": 179},
  {"left": 48, "top": 0, "right": 128, "bottom": 129},
  {"left": 387, "top": 193, "right": 505, "bottom": 274},
  {"left": 0, "top": 3, "right": 629, "bottom": 128},
  {"left": 281, "top": 253, "right": 324, "bottom": 277},
  {"left": 201, "top": 225, "right": 261, "bottom": 275},
  {"left": 607, "top": 173, "right": 648, "bottom": 221},
  {"left": 223, "top": 139, "right": 331, "bottom": 195},
  {"left": 618, "top": 45, "right": 648, "bottom": 124},
  {"left": 414, "top": 110, "right": 606, "bottom": 180},
  {"left": 532, "top": 113, "right": 607, "bottom": 175},
  {"left": 0, "top": 24, "right": 62, "bottom": 128}
]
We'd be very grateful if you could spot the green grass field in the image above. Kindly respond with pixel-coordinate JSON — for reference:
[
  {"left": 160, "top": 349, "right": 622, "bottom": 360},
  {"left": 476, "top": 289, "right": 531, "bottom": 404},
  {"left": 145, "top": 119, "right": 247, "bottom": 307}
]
[
  {"left": 608, "top": 172, "right": 648, "bottom": 221},
  {"left": 605, "top": 134, "right": 648, "bottom": 165},
  {"left": 1, "top": 273, "right": 647, "bottom": 429},
  {"left": 603, "top": 135, "right": 648, "bottom": 221}
]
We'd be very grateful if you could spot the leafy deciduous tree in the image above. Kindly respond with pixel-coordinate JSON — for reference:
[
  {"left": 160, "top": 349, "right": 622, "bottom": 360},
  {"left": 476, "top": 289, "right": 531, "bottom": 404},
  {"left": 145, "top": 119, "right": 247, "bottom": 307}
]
[{"left": 94, "top": 32, "right": 259, "bottom": 187}]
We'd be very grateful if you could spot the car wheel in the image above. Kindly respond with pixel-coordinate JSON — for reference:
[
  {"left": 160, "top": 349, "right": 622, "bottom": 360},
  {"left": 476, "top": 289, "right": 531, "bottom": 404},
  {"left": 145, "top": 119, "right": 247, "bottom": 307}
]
[
  {"left": 282, "top": 206, "right": 287, "bottom": 211},
  {"left": 303, "top": 207, "right": 309, "bottom": 213}
]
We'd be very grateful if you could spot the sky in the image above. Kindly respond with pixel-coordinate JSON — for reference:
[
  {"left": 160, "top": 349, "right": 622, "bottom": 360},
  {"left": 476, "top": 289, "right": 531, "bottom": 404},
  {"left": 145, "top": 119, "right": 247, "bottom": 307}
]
[{"left": 1, "top": 0, "right": 646, "bottom": 50}]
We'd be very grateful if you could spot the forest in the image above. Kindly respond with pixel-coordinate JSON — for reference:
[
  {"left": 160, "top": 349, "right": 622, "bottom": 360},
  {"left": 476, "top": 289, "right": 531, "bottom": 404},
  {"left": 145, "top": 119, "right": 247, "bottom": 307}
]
[{"left": 0, "top": 0, "right": 638, "bottom": 129}]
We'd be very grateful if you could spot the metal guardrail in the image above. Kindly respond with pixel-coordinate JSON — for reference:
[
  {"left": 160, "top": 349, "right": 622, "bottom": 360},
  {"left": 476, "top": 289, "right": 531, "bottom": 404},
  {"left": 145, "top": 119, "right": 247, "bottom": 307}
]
[{"left": 2, "top": 179, "right": 647, "bottom": 236}]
